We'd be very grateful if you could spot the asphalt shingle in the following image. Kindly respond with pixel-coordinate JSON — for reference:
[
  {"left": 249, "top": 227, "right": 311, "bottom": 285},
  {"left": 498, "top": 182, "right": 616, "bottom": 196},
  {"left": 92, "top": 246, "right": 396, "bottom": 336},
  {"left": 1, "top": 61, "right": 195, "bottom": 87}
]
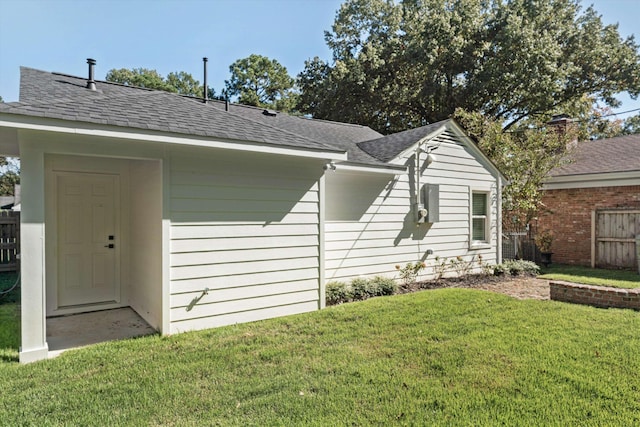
[
  {"left": 550, "top": 134, "right": 640, "bottom": 176},
  {"left": 357, "top": 121, "right": 447, "bottom": 162}
]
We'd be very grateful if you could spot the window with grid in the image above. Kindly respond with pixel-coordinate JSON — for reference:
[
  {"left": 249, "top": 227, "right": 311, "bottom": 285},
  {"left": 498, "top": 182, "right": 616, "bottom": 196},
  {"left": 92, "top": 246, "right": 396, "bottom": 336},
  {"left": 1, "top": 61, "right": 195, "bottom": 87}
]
[{"left": 471, "top": 192, "right": 488, "bottom": 243}]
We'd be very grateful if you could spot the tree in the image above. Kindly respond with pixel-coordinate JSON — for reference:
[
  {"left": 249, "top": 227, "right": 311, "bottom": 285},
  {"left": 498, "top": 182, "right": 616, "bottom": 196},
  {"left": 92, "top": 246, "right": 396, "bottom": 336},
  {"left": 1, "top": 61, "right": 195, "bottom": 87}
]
[
  {"left": 622, "top": 113, "right": 640, "bottom": 135},
  {"left": 454, "top": 109, "right": 577, "bottom": 230},
  {"left": 225, "top": 54, "right": 297, "bottom": 111},
  {"left": 298, "top": 0, "right": 640, "bottom": 134},
  {"left": 105, "top": 68, "right": 209, "bottom": 97},
  {"left": 0, "top": 158, "right": 19, "bottom": 196}
]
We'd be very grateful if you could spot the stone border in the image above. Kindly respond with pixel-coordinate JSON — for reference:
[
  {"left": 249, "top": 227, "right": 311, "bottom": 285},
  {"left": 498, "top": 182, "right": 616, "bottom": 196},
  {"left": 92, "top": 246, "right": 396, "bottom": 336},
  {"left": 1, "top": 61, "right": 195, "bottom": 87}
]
[{"left": 549, "top": 281, "right": 640, "bottom": 310}]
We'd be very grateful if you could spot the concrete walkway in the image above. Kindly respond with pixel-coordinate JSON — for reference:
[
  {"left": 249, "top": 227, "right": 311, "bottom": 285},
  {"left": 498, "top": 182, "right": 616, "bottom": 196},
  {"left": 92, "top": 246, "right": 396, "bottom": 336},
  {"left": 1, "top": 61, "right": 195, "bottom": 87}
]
[{"left": 47, "top": 308, "right": 156, "bottom": 358}]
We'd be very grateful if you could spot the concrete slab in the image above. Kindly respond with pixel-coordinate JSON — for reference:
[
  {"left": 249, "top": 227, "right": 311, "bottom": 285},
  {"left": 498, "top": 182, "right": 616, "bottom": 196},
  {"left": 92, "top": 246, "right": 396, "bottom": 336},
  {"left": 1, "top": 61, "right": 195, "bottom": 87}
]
[{"left": 46, "top": 307, "right": 156, "bottom": 358}]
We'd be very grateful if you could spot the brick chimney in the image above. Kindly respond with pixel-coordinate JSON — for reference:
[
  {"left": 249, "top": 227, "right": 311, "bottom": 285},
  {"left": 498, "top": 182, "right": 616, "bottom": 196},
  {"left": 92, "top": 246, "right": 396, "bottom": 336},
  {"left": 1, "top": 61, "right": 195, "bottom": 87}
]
[{"left": 547, "top": 114, "right": 578, "bottom": 149}]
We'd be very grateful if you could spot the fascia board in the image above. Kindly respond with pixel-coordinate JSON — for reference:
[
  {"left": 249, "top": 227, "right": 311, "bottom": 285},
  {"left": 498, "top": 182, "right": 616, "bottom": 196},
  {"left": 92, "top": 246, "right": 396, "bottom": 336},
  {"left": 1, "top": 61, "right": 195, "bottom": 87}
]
[
  {"left": 333, "top": 162, "right": 406, "bottom": 175},
  {"left": 543, "top": 171, "right": 640, "bottom": 190},
  {"left": 0, "top": 114, "right": 348, "bottom": 161},
  {"left": 393, "top": 125, "right": 448, "bottom": 161}
]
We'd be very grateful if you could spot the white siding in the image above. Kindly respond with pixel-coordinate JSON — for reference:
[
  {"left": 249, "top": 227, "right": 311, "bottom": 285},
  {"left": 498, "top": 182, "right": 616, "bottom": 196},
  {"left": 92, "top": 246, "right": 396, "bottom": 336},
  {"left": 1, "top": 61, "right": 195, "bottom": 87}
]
[
  {"left": 325, "top": 130, "right": 499, "bottom": 282},
  {"left": 168, "top": 150, "right": 323, "bottom": 333}
]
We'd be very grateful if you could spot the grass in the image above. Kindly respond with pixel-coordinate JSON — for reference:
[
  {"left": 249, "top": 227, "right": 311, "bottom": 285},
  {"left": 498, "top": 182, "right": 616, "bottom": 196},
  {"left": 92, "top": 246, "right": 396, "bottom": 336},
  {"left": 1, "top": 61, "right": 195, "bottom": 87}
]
[
  {"left": 0, "top": 272, "right": 20, "bottom": 304},
  {"left": 539, "top": 264, "right": 640, "bottom": 289},
  {"left": 1, "top": 289, "right": 639, "bottom": 425},
  {"left": 0, "top": 303, "right": 19, "bottom": 363}
]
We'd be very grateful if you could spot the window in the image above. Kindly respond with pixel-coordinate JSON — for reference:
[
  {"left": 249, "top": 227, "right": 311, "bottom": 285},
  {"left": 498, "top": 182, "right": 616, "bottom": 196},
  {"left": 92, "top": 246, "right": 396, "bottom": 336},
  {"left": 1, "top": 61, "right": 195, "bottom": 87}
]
[{"left": 471, "top": 191, "right": 489, "bottom": 244}]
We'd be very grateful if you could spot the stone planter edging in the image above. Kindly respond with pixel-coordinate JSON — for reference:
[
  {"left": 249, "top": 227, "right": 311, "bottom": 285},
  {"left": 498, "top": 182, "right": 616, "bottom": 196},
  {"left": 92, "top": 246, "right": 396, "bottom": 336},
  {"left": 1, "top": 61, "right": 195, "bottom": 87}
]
[{"left": 549, "top": 280, "right": 640, "bottom": 310}]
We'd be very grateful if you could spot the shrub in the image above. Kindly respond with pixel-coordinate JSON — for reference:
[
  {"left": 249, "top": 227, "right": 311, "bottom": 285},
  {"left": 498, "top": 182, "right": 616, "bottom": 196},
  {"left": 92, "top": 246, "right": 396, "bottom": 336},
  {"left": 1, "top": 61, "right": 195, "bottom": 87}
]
[
  {"left": 450, "top": 256, "right": 473, "bottom": 278},
  {"left": 494, "top": 260, "right": 540, "bottom": 277},
  {"left": 368, "top": 276, "right": 397, "bottom": 296},
  {"left": 433, "top": 256, "right": 448, "bottom": 280},
  {"left": 395, "top": 261, "right": 427, "bottom": 285},
  {"left": 326, "top": 281, "right": 350, "bottom": 305},
  {"left": 350, "top": 278, "right": 371, "bottom": 301}
]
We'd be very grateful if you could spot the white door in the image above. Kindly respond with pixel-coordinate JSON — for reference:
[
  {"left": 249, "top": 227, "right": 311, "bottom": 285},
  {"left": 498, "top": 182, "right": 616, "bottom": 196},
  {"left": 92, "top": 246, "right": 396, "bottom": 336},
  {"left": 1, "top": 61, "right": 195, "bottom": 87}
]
[{"left": 57, "top": 172, "right": 120, "bottom": 307}]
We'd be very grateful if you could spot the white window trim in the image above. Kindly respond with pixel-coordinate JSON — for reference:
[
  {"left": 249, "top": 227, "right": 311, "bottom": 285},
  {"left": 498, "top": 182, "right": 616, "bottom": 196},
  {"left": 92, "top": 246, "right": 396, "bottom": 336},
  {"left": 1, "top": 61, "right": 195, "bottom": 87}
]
[{"left": 469, "top": 188, "right": 491, "bottom": 249}]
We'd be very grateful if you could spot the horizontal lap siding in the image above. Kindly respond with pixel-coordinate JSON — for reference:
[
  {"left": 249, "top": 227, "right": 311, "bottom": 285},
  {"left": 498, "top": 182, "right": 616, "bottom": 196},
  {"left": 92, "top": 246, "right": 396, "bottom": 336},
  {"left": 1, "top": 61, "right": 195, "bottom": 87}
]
[
  {"left": 169, "top": 151, "right": 321, "bottom": 333},
  {"left": 326, "top": 132, "right": 498, "bottom": 282}
]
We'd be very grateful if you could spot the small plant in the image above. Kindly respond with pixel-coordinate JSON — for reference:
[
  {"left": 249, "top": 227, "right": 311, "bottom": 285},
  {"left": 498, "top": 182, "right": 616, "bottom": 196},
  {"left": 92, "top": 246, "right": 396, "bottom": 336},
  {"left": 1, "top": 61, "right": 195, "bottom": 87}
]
[
  {"left": 369, "top": 276, "right": 397, "bottom": 296},
  {"left": 350, "top": 278, "right": 371, "bottom": 301},
  {"left": 534, "top": 229, "right": 554, "bottom": 253},
  {"left": 326, "top": 281, "right": 351, "bottom": 305},
  {"left": 433, "top": 256, "right": 449, "bottom": 281},
  {"left": 494, "top": 260, "right": 540, "bottom": 277},
  {"left": 395, "top": 261, "right": 426, "bottom": 285},
  {"left": 476, "top": 255, "right": 495, "bottom": 276},
  {"left": 450, "top": 256, "right": 474, "bottom": 278}
]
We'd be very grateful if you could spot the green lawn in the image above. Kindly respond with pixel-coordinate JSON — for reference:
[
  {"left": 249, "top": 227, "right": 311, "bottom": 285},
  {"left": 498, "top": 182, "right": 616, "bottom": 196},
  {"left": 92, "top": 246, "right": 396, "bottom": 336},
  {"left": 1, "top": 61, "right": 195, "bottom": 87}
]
[
  {"left": 0, "top": 272, "right": 20, "bottom": 304},
  {"left": 539, "top": 264, "right": 640, "bottom": 289},
  {"left": 1, "top": 289, "right": 639, "bottom": 425}
]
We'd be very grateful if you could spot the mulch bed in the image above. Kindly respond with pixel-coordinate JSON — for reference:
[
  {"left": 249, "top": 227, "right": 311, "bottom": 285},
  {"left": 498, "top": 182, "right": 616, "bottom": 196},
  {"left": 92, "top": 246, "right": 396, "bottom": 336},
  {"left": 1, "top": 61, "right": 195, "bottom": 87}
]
[{"left": 399, "top": 274, "right": 550, "bottom": 300}]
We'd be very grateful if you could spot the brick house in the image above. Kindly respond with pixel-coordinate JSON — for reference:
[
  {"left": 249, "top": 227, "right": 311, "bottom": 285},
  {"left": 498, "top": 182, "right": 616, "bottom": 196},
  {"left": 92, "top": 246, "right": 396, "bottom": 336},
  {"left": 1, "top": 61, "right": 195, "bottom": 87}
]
[{"left": 538, "top": 134, "right": 640, "bottom": 267}]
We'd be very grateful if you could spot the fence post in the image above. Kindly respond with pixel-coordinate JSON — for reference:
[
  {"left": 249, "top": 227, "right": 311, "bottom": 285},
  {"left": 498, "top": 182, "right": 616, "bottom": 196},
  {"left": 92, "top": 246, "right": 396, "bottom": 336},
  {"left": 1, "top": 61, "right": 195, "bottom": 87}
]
[{"left": 636, "top": 234, "right": 640, "bottom": 274}]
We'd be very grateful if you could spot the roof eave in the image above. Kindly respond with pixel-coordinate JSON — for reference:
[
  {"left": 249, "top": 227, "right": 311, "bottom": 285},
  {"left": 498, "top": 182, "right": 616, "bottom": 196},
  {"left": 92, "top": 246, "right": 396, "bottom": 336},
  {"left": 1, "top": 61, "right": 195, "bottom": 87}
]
[
  {"left": 333, "top": 161, "right": 407, "bottom": 175},
  {"left": 543, "top": 170, "right": 640, "bottom": 190},
  {"left": 0, "top": 113, "right": 348, "bottom": 161}
]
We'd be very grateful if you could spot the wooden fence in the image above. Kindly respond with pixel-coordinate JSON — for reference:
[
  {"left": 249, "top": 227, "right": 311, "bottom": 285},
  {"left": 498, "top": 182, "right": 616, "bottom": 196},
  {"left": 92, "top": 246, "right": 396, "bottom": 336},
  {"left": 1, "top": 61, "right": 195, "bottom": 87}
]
[
  {"left": 592, "top": 209, "right": 639, "bottom": 269},
  {"left": 0, "top": 211, "right": 19, "bottom": 272}
]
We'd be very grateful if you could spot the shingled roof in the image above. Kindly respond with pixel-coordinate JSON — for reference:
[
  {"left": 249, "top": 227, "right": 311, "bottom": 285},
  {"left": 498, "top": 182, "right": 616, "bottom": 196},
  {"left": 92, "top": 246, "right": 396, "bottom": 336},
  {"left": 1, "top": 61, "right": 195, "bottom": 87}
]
[
  {"left": 207, "top": 101, "right": 386, "bottom": 166},
  {"left": 357, "top": 121, "right": 447, "bottom": 162},
  {"left": 0, "top": 67, "right": 339, "bottom": 153},
  {"left": 549, "top": 134, "right": 640, "bottom": 177}
]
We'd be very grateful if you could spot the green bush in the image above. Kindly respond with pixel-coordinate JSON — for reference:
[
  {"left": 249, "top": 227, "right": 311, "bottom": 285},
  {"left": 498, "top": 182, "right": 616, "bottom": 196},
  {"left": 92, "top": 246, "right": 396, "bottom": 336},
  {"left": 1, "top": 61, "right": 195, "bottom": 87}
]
[
  {"left": 350, "top": 278, "right": 371, "bottom": 301},
  {"left": 326, "top": 281, "right": 350, "bottom": 305},
  {"left": 326, "top": 276, "right": 400, "bottom": 305},
  {"left": 368, "top": 276, "right": 397, "bottom": 296},
  {"left": 495, "top": 260, "right": 540, "bottom": 276}
]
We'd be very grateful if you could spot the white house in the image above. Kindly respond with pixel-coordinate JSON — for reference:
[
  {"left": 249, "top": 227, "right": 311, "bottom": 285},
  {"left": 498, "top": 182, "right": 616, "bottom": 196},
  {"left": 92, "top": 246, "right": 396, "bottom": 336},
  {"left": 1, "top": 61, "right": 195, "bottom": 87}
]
[{"left": 0, "top": 62, "right": 504, "bottom": 363}]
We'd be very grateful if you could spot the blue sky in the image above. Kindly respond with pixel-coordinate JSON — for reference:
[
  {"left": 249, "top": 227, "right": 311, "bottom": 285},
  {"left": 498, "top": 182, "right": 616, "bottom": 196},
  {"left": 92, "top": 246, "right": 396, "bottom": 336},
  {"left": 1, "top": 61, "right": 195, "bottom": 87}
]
[{"left": 1, "top": 0, "right": 638, "bottom": 119}]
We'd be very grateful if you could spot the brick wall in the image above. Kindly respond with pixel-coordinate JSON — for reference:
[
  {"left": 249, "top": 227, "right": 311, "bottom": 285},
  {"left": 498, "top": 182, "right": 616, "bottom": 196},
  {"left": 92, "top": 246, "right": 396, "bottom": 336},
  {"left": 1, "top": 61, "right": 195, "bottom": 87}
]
[
  {"left": 550, "top": 281, "right": 640, "bottom": 310},
  {"left": 537, "top": 185, "right": 640, "bottom": 266}
]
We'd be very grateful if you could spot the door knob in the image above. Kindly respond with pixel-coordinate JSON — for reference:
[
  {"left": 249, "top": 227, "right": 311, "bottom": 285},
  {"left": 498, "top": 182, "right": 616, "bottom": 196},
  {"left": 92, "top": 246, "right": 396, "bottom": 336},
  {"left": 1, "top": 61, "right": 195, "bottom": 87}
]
[{"left": 104, "top": 244, "right": 115, "bottom": 248}]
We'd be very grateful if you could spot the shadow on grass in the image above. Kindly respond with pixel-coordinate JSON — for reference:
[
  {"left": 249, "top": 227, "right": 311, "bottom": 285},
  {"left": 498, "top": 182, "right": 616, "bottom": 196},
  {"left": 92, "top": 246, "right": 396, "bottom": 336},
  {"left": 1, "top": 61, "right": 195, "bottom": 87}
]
[
  {"left": 0, "top": 272, "right": 20, "bottom": 362},
  {"left": 0, "top": 302, "right": 20, "bottom": 363}
]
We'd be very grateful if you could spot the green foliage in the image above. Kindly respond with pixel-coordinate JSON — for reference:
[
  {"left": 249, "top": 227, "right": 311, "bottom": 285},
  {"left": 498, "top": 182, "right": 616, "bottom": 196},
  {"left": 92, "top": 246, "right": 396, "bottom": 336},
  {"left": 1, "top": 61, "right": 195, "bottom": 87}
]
[
  {"left": 622, "top": 113, "right": 640, "bottom": 135},
  {"left": 298, "top": 0, "right": 640, "bottom": 134},
  {"left": 0, "top": 303, "right": 19, "bottom": 362},
  {"left": 225, "top": 54, "right": 297, "bottom": 111},
  {"left": 395, "top": 261, "right": 426, "bottom": 285},
  {"left": 349, "top": 277, "right": 371, "bottom": 300},
  {"left": 534, "top": 229, "right": 555, "bottom": 253},
  {"left": 326, "top": 276, "right": 399, "bottom": 305},
  {"left": 105, "top": 68, "right": 209, "bottom": 97},
  {"left": 368, "top": 275, "right": 397, "bottom": 296},
  {"left": 455, "top": 109, "right": 575, "bottom": 226},
  {"left": 0, "top": 157, "right": 19, "bottom": 196},
  {"left": 2, "top": 291, "right": 639, "bottom": 424},
  {"left": 494, "top": 260, "right": 540, "bottom": 276},
  {"left": 326, "top": 280, "right": 351, "bottom": 305},
  {"left": 449, "top": 256, "right": 474, "bottom": 278}
]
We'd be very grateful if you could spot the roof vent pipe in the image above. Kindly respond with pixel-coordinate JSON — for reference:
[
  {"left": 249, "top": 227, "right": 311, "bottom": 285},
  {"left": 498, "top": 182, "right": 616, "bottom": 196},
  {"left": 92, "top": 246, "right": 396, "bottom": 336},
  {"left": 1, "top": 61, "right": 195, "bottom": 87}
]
[
  {"left": 86, "top": 58, "right": 97, "bottom": 91},
  {"left": 203, "top": 57, "right": 208, "bottom": 103}
]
